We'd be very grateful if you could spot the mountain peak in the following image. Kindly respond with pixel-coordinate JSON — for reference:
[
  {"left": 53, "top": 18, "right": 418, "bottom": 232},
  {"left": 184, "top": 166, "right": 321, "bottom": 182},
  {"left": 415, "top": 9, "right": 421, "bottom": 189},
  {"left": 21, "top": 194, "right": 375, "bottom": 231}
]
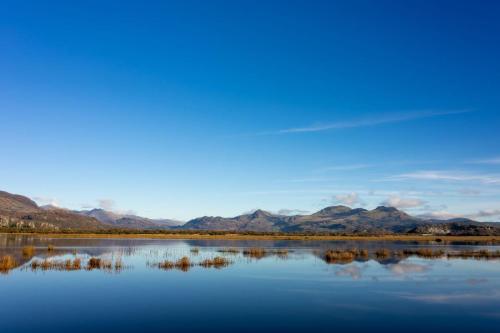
[
  {"left": 374, "top": 206, "right": 400, "bottom": 213},
  {"left": 314, "top": 205, "right": 353, "bottom": 216},
  {"left": 249, "top": 209, "right": 273, "bottom": 218}
]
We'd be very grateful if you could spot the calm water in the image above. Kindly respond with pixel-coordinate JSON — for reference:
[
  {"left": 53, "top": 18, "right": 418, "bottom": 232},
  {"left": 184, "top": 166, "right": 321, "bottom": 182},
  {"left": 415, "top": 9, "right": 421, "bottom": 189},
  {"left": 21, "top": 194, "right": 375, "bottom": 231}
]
[{"left": 1, "top": 235, "right": 499, "bottom": 333}]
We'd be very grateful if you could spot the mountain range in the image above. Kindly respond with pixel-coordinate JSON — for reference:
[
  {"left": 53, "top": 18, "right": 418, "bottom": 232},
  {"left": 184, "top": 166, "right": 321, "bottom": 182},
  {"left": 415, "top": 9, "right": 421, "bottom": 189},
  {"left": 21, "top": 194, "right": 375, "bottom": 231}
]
[{"left": 1, "top": 190, "right": 498, "bottom": 235}]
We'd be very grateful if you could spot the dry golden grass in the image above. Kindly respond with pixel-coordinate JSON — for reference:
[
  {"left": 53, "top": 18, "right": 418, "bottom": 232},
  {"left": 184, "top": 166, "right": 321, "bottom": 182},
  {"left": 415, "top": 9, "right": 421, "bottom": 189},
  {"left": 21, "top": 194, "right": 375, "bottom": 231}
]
[
  {"left": 86, "top": 257, "right": 114, "bottom": 270},
  {"left": 243, "top": 248, "right": 267, "bottom": 259},
  {"left": 217, "top": 248, "right": 240, "bottom": 254},
  {"left": 447, "top": 249, "right": 500, "bottom": 259},
  {"left": 158, "top": 260, "right": 175, "bottom": 270},
  {"left": 324, "top": 250, "right": 356, "bottom": 263},
  {"left": 30, "top": 258, "right": 82, "bottom": 271},
  {"left": 403, "top": 249, "right": 445, "bottom": 258},
  {"left": 22, "top": 246, "right": 36, "bottom": 257},
  {"left": 7, "top": 232, "right": 499, "bottom": 243},
  {"left": 0, "top": 255, "right": 17, "bottom": 273},
  {"left": 199, "top": 256, "right": 231, "bottom": 268},
  {"left": 175, "top": 256, "right": 191, "bottom": 271}
]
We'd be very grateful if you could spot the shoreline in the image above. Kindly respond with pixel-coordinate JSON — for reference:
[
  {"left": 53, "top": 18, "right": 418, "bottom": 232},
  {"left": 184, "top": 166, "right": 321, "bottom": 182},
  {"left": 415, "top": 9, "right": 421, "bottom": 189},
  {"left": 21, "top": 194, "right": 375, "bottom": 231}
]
[{"left": 1, "top": 232, "right": 499, "bottom": 242}]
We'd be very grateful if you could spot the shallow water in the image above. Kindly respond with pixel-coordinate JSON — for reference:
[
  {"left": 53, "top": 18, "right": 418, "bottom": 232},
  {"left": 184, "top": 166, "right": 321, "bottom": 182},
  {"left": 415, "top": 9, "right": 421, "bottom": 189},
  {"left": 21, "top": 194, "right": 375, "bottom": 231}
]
[{"left": 1, "top": 235, "right": 499, "bottom": 333}]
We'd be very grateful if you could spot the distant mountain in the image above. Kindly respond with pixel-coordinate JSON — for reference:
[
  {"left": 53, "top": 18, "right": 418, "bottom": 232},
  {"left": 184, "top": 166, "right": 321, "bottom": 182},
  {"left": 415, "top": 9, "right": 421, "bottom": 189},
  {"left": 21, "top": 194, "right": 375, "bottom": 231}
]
[
  {"left": 1, "top": 190, "right": 499, "bottom": 235},
  {"left": 0, "top": 191, "right": 105, "bottom": 230},
  {"left": 182, "top": 205, "right": 500, "bottom": 235},
  {"left": 78, "top": 208, "right": 181, "bottom": 229}
]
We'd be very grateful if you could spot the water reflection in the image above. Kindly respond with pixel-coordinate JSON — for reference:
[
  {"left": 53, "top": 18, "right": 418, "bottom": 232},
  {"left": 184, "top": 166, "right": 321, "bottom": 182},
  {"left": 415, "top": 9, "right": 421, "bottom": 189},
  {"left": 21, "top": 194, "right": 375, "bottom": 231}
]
[{"left": 1, "top": 234, "right": 499, "bottom": 333}]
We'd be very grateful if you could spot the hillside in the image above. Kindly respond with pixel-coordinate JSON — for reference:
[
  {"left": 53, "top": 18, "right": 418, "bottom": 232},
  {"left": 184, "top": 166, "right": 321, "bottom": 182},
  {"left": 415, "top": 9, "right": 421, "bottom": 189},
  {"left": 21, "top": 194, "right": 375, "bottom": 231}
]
[
  {"left": 1, "top": 190, "right": 498, "bottom": 235},
  {"left": 0, "top": 191, "right": 106, "bottom": 231},
  {"left": 78, "top": 209, "right": 181, "bottom": 229},
  {"left": 182, "top": 206, "right": 500, "bottom": 235}
]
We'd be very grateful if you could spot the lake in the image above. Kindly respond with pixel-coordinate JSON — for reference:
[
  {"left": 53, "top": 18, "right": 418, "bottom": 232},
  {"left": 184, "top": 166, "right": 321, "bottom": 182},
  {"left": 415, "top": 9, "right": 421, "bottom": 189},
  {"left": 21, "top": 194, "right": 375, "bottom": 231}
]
[{"left": 1, "top": 234, "right": 499, "bottom": 333}]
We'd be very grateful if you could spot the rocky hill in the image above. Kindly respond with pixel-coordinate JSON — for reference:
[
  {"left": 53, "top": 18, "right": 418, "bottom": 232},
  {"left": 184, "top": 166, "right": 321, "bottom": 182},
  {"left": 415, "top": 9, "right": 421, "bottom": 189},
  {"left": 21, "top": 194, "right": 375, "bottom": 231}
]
[
  {"left": 1, "top": 190, "right": 499, "bottom": 235},
  {"left": 182, "top": 206, "right": 500, "bottom": 235},
  {"left": 0, "top": 191, "right": 106, "bottom": 231}
]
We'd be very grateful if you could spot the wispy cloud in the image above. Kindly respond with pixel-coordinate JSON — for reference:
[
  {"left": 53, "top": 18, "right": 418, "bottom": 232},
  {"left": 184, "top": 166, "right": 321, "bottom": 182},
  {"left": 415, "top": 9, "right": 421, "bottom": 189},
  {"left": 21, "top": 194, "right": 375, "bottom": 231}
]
[
  {"left": 387, "top": 170, "right": 500, "bottom": 185},
  {"left": 315, "top": 164, "right": 372, "bottom": 173},
  {"left": 277, "top": 208, "right": 310, "bottom": 215},
  {"left": 98, "top": 199, "right": 116, "bottom": 211},
  {"left": 32, "top": 196, "right": 60, "bottom": 207},
  {"left": 381, "top": 196, "right": 426, "bottom": 209},
  {"left": 469, "top": 156, "right": 500, "bottom": 164},
  {"left": 334, "top": 192, "right": 363, "bottom": 206},
  {"left": 272, "top": 109, "right": 471, "bottom": 134}
]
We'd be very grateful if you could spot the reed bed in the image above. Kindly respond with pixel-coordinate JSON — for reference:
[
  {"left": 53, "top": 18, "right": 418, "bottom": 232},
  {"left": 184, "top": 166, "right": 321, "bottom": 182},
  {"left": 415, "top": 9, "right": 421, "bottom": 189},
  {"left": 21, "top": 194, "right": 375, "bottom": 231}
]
[
  {"left": 242, "top": 248, "right": 290, "bottom": 259},
  {"left": 323, "top": 248, "right": 500, "bottom": 264},
  {"left": 402, "top": 249, "right": 445, "bottom": 258},
  {"left": 199, "top": 256, "right": 231, "bottom": 268},
  {"left": 30, "top": 258, "right": 82, "bottom": 271},
  {"left": 217, "top": 248, "right": 240, "bottom": 254},
  {"left": 243, "top": 248, "right": 267, "bottom": 259},
  {"left": 157, "top": 256, "right": 192, "bottom": 271},
  {"left": 446, "top": 250, "right": 500, "bottom": 259},
  {"left": 0, "top": 255, "right": 17, "bottom": 273}
]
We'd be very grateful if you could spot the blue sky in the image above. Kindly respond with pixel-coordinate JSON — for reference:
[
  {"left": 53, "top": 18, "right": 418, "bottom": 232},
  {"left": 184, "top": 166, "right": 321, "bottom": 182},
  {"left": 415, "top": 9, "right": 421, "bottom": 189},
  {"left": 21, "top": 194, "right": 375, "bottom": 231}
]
[{"left": 1, "top": 0, "right": 500, "bottom": 221}]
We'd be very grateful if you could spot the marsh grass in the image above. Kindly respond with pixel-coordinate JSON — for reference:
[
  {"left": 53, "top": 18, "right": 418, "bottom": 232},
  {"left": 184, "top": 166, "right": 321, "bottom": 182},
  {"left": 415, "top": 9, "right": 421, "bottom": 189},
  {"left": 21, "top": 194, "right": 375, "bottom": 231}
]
[
  {"left": 217, "top": 248, "right": 240, "bottom": 254},
  {"left": 199, "top": 256, "right": 231, "bottom": 268},
  {"left": 243, "top": 248, "right": 267, "bottom": 259},
  {"left": 324, "top": 250, "right": 356, "bottom": 263},
  {"left": 157, "top": 256, "right": 192, "bottom": 271},
  {"left": 242, "top": 248, "right": 290, "bottom": 259},
  {"left": 0, "top": 255, "right": 17, "bottom": 274},
  {"left": 30, "top": 258, "right": 82, "bottom": 271},
  {"left": 447, "top": 250, "right": 500, "bottom": 259},
  {"left": 22, "top": 246, "right": 35, "bottom": 258},
  {"left": 403, "top": 249, "right": 445, "bottom": 258}
]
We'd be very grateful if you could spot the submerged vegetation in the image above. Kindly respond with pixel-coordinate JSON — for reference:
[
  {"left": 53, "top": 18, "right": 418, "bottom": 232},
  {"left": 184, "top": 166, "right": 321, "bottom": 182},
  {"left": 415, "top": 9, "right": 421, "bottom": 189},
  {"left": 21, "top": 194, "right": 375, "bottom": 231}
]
[
  {"left": 323, "top": 248, "right": 500, "bottom": 264},
  {"left": 28, "top": 257, "right": 123, "bottom": 272},
  {"left": 199, "top": 256, "right": 231, "bottom": 268},
  {"left": 217, "top": 248, "right": 240, "bottom": 254},
  {"left": 156, "top": 256, "right": 192, "bottom": 272},
  {"left": 243, "top": 248, "right": 289, "bottom": 259}
]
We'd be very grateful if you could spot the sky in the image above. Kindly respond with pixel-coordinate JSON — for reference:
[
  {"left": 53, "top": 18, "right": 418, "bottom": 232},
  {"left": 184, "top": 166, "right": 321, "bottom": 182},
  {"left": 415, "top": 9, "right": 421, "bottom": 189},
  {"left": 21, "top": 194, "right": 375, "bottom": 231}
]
[{"left": 1, "top": 0, "right": 500, "bottom": 221}]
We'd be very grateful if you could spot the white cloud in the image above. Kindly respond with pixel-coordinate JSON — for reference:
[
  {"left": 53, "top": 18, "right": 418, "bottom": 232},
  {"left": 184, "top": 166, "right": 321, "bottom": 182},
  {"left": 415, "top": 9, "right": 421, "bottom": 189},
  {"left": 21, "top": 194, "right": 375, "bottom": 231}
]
[
  {"left": 274, "top": 109, "right": 471, "bottom": 134},
  {"left": 388, "top": 170, "right": 500, "bottom": 185},
  {"left": 97, "top": 199, "right": 115, "bottom": 211},
  {"left": 335, "top": 192, "right": 362, "bottom": 206},
  {"left": 32, "top": 196, "right": 60, "bottom": 207},
  {"left": 417, "top": 211, "right": 461, "bottom": 220},
  {"left": 381, "top": 196, "right": 426, "bottom": 209},
  {"left": 277, "top": 209, "right": 310, "bottom": 215}
]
